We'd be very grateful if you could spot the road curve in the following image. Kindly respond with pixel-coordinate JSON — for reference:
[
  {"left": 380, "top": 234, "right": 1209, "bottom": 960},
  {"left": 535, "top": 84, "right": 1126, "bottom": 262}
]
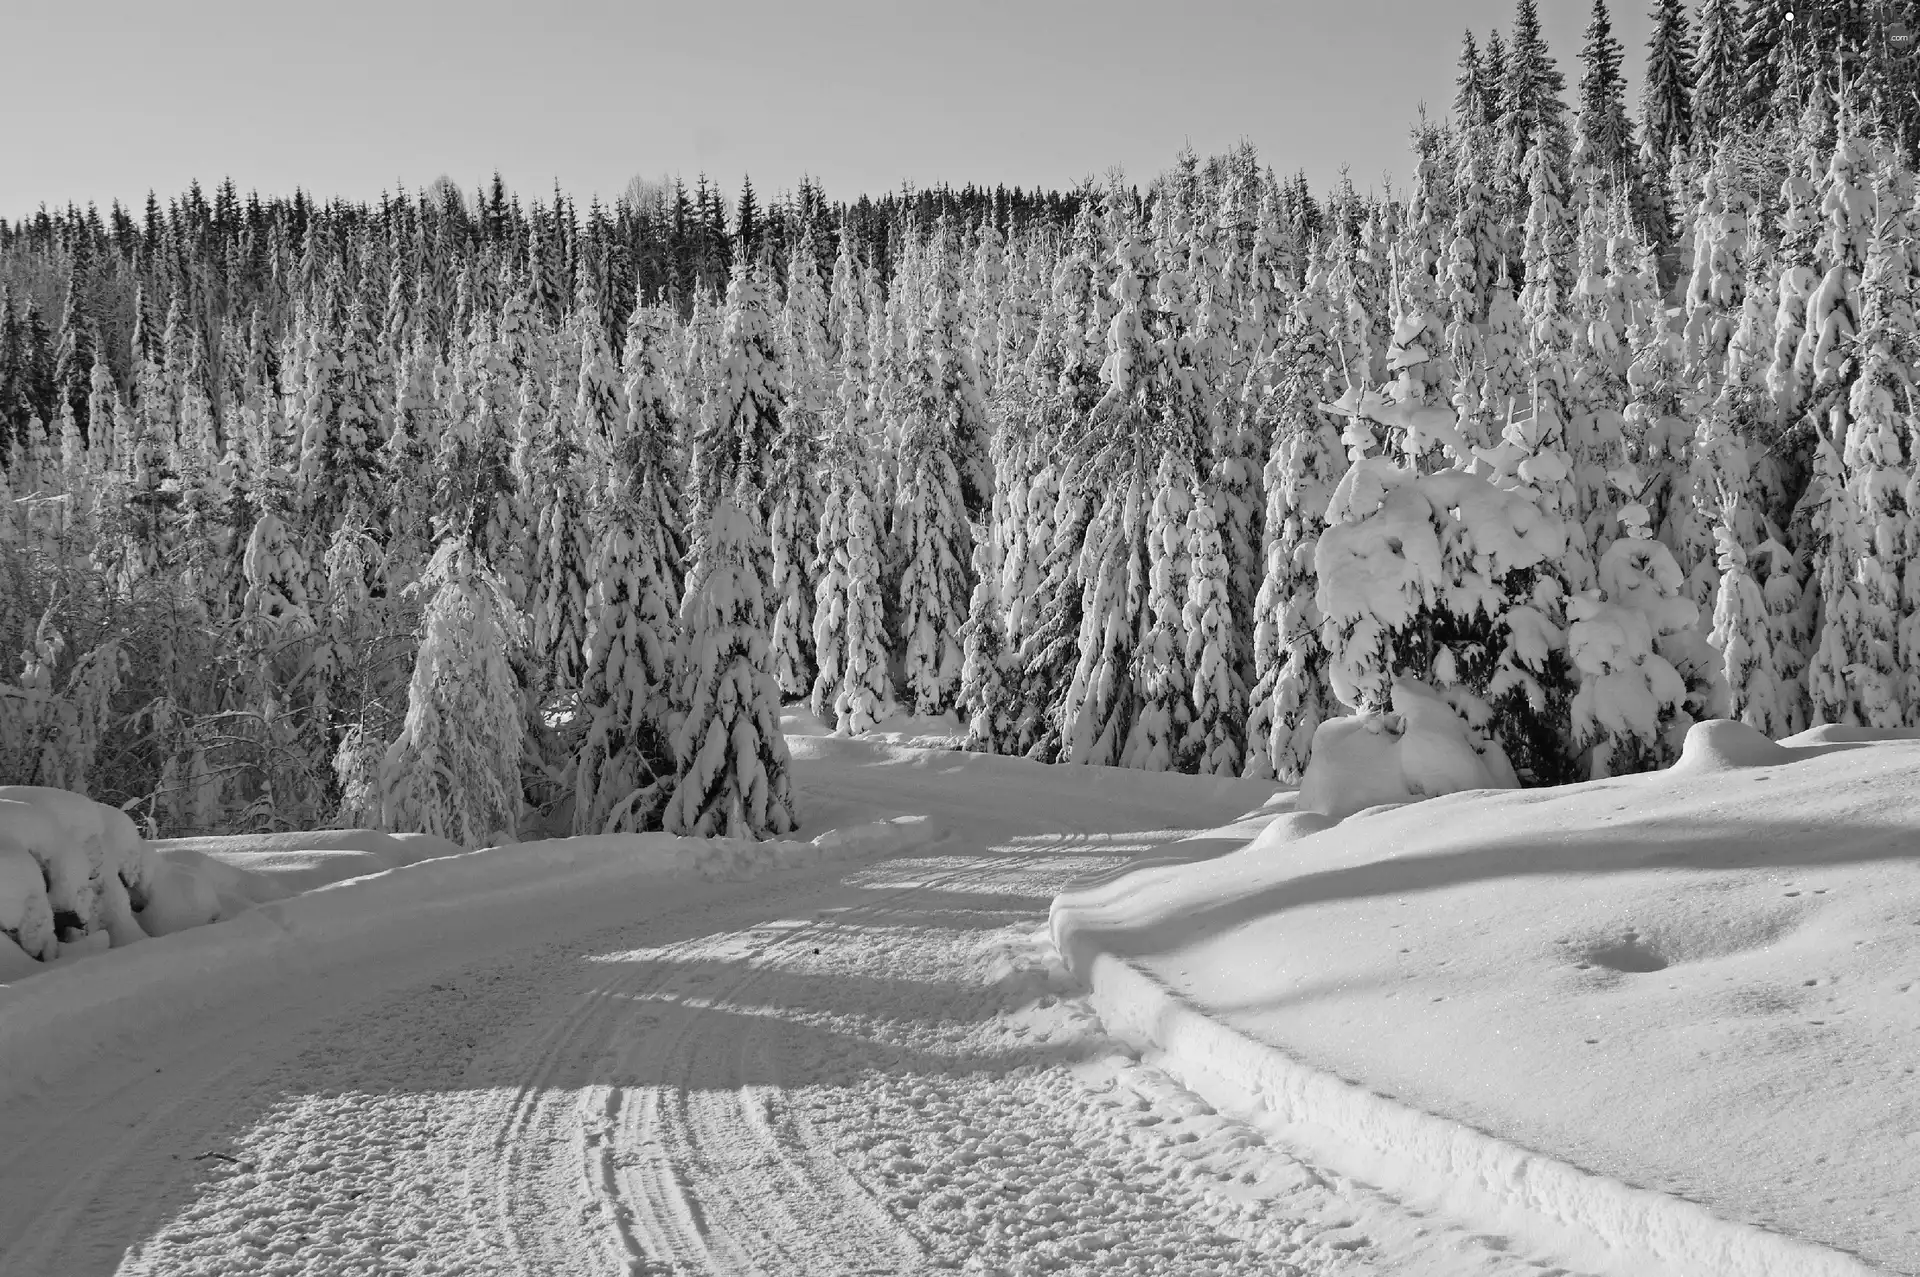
[{"left": 0, "top": 739, "right": 1589, "bottom": 1276}]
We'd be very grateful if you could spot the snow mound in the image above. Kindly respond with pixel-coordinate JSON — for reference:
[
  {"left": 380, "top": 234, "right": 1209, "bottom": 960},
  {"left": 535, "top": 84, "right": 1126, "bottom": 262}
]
[
  {"left": 1672, "top": 718, "right": 1795, "bottom": 770},
  {"left": 1297, "top": 679, "right": 1517, "bottom": 820},
  {"left": 0, "top": 792, "right": 462, "bottom": 977},
  {"left": 0, "top": 786, "right": 159, "bottom": 961}
]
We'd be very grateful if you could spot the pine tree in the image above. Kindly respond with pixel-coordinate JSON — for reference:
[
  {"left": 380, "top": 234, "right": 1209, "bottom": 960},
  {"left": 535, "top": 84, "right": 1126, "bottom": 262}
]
[
  {"left": 50, "top": 247, "right": 95, "bottom": 443},
  {"left": 1576, "top": 0, "right": 1636, "bottom": 187},
  {"left": 1691, "top": 0, "right": 1745, "bottom": 148},
  {"left": 923, "top": 217, "right": 994, "bottom": 518},
  {"left": 379, "top": 539, "right": 526, "bottom": 849},
  {"left": 768, "top": 238, "right": 831, "bottom": 700},
  {"left": 808, "top": 270, "right": 895, "bottom": 734},
  {"left": 697, "top": 261, "right": 785, "bottom": 528},
  {"left": 1063, "top": 469, "right": 1146, "bottom": 767},
  {"left": 1120, "top": 453, "right": 1194, "bottom": 771},
  {"left": 1709, "top": 501, "right": 1790, "bottom": 736},
  {"left": 1500, "top": 0, "right": 1571, "bottom": 213},
  {"left": 819, "top": 479, "right": 896, "bottom": 735},
  {"left": 1485, "top": 28, "right": 1510, "bottom": 125},
  {"left": 1642, "top": 0, "right": 1697, "bottom": 163},
  {"left": 958, "top": 537, "right": 1015, "bottom": 752},
  {"left": 1739, "top": 0, "right": 1798, "bottom": 129},
  {"left": 1805, "top": 169, "right": 1915, "bottom": 729},
  {"left": 894, "top": 225, "right": 979, "bottom": 718},
  {"left": 1456, "top": 31, "right": 1491, "bottom": 127},
  {"left": 1567, "top": 497, "right": 1699, "bottom": 776},
  {"left": 524, "top": 363, "right": 593, "bottom": 698},
  {"left": 893, "top": 405, "right": 973, "bottom": 717},
  {"left": 572, "top": 311, "right": 683, "bottom": 835},
  {"left": 1181, "top": 480, "right": 1246, "bottom": 775},
  {"left": 663, "top": 487, "right": 797, "bottom": 839}
]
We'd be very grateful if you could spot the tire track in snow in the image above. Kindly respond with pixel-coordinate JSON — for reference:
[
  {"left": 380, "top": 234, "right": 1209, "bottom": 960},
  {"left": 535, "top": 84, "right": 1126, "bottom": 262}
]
[
  {"left": 0, "top": 755, "right": 1604, "bottom": 1277},
  {"left": 493, "top": 837, "right": 1061, "bottom": 1274}
]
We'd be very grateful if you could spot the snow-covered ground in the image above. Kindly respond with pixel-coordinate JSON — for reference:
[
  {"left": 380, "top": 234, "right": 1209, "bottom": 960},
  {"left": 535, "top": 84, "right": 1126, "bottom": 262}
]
[
  {"left": 0, "top": 730, "right": 1676, "bottom": 1277},
  {"left": 1054, "top": 721, "right": 1920, "bottom": 1276},
  {"left": 3, "top": 720, "right": 1913, "bottom": 1275}
]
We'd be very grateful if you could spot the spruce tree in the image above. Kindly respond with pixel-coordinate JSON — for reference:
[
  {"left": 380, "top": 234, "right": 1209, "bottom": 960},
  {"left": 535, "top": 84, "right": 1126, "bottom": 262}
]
[
  {"left": 1709, "top": 501, "right": 1790, "bottom": 736},
  {"left": 768, "top": 238, "right": 831, "bottom": 700},
  {"left": 698, "top": 261, "right": 785, "bottom": 530},
  {"left": 1121, "top": 453, "right": 1194, "bottom": 772},
  {"left": 573, "top": 308, "right": 683, "bottom": 835},
  {"left": 958, "top": 538, "right": 1016, "bottom": 752},
  {"left": 1499, "top": 0, "right": 1571, "bottom": 213},
  {"left": 379, "top": 539, "right": 527, "bottom": 849},
  {"left": 1691, "top": 0, "right": 1745, "bottom": 147},
  {"left": 1642, "top": 0, "right": 1697, "bottom": 163},
  {"left": 821, "top": 480, "right": 896, "bottom": 735},
  {"left": 664, "top": 253, "right": 798, "bottom": 837},
  {"left": 893, "top": 363, "right": 974, "bottom": 717},
  {"left": 1455, "top": 31, "right": 1490, "bottom": 127},
  {"left": 1576, "top": 0, "right": 1636, "bottom": 186},
  {"left": 664, "top": 481, "right": 797, "bottom": 839},
  {"left": 1181, "top": 480, "right": 1246, "bottom": 775}
]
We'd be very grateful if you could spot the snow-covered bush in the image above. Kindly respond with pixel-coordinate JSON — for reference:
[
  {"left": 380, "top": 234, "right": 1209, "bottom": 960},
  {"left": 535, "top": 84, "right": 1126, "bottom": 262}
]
[
  {"left": 0, "top": 786, "right": 157, "bottom": 963},
  {"left": 1313, "top": 455, "right": 1571, "bottom": 780},
  {"left": 1296, "top": 678, "right": 1517, "bottom": 820}
]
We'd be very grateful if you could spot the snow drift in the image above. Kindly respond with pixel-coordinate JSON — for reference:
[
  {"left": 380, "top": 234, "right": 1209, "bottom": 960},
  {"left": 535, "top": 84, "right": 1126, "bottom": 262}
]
[{"left": 1053, "top": 722, "right": 1920, "bottom": 1274}]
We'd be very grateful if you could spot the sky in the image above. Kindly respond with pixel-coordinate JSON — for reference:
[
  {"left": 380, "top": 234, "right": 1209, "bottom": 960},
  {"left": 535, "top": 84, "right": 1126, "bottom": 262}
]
[{"left": 6, "top": 0, "right": 1659, "bottom": 221}]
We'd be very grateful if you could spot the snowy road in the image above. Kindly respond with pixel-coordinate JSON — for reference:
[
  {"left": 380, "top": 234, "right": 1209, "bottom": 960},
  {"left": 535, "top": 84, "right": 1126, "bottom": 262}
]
[{"left": 0, "top": 742, "right": 1597, "bottom": 1276}]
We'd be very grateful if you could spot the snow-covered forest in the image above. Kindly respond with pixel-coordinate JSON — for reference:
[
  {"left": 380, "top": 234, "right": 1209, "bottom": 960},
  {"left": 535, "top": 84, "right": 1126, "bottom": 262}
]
[{"left": 4, "top": 0, "right": 1919, "bottom": 848}]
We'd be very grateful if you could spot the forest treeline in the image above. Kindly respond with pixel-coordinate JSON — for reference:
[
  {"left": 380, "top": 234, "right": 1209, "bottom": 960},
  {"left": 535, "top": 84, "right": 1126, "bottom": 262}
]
[{"left": 2, "top": 0, "right": 1917, "bottom": 847}]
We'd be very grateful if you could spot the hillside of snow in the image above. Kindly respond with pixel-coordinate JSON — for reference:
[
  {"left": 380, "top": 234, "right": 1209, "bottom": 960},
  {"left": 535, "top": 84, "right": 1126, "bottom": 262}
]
[{"left": 1054, "top": 722, "right": 1920, "bottom": 1273}]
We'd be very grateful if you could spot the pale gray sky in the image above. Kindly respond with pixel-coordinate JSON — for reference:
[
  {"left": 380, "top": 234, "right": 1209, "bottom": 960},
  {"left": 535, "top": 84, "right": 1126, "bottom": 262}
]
[{"left": 7, "top": 0, "right": 1658, "bottom": 218}]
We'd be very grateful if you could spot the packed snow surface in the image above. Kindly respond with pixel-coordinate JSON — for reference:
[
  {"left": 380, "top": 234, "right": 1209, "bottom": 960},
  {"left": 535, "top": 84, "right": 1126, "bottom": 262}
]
[
  {"left": 0, "top": 730, "right": 1624, "bottom": 1276},
  {"left": 1054, "top": 721, "right": 1920, "bottom": 1274}
]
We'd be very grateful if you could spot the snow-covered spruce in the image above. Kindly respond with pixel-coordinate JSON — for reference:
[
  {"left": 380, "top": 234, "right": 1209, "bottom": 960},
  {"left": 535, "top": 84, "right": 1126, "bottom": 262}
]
[
  {"left": 378, "top": 538, "right": 527, "bottom": 850},
  {"left": 571, "top": 309, "right": 685, "bottom": 835},
  {"left": 663, "top": 492, "right": 797, "bottom": 840},
  {"left": 958, "top": 536, "right": 1016, "bottom": 754}
]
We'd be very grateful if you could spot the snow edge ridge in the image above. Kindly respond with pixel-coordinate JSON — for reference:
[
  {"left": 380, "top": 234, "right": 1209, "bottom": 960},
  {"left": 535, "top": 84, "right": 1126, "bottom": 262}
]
[{"left": 1052, "top": 917, "right": 1888, "bottom": 1277}]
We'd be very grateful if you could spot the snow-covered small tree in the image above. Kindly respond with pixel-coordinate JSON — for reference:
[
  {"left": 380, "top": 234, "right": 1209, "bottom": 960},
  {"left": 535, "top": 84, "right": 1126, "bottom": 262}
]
[
  {"left": 1120, "top": 453, "right": 1194, "bottom": 772},
  {"left": 1181, "top": 481, "right": 1246, "bottom": 775},
  {"left": 1244, "top": 379, "right": 1347, "bottom": 783},
  {"left": 958, "top": 537, "right": 1015, "bottom": 753},
  {"left": 1708, "top": 502, "right": 1790, "bottom": 736},
  {"left": 893, "top": 260, "right": 976, "bottom": 718},
  {"left": 379, "top": 538, "right": 527, "bottom": 849},
  {"left": 893, "top": 438, "right": 972, "bottom": 717},
  {"left": 823, "top": 481, "right": 896, "bottom": 736},
  {"left": 1566, "top": 498, "right": 1699, "bottom": 775}
]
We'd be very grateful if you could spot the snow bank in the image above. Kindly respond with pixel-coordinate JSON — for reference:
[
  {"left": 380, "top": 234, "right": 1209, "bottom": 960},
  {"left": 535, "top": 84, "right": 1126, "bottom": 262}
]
[
  {"left": 0, "top": 813, "right": 942, "bottom": 1102},
  {"left": 1067, "top": 951, "right": 1880, "bottom": 1277},
  {"left": 149, "top": 829, "right": 463, "bottom": 895},
  {"left": 1054, "top": 731, "right": 1920, "bottom": 1275},
  {"left": 1296, "top": 679, "right": 1517, "bottom": 819},
  {"left": 0, "top": 794, "right": 473, "bottom": 982}
]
